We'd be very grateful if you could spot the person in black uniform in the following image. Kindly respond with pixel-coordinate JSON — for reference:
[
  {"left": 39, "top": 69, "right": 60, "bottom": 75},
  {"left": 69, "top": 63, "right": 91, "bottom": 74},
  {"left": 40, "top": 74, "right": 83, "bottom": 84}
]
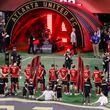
[
  {"left": 28, "top": 33, "right": 34, "bottom": 54},
  {"left": 11, "top": 47, "right": 18, "bottom": 64},
  {"left": 23, "top": 79, "right": 29, "bottom": 98},
  {"left": 101, "top": 78, "right": 108, "bottom": 97},
  {"left": 28, "top": 79, "right": 35, "bottom": 98},
  {"left": 0, "top": 29, "right": 3, "bottom": 53},
  {"left": 102, "top": 53, "right": 109, "bottom": 75},
  {"left": 64, "top": 49, "right": 72, "bottom": 93},
  {"left": 17, "top": 54, "right": 22, "bottom": 69},
  {"left": 5, "top": 51, "right": 9, "bottom": 66},
  {"left": 83, "top": 78, "right": 92, "bottom": 105},
  {"left": 64, "top": 49, "right": 72, "bottom": 70},
  {"left": 0, "top": 77, "right": 5, "bottom": 96},
  {"left": 54, "top": 80, "right": 62, "bottom": 101}
]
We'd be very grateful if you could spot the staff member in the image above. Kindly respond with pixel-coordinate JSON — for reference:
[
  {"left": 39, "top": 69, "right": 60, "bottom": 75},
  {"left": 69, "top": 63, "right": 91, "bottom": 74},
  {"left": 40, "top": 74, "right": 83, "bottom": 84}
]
[
  {"left": 91, "top": 31, "right": 100, "bottom": 58},
  {"left": 70, "top": 28, "right": 77, "bottom": 55},
  {"left": 83, "top": 78, "right": 92, "bottom": 105}
]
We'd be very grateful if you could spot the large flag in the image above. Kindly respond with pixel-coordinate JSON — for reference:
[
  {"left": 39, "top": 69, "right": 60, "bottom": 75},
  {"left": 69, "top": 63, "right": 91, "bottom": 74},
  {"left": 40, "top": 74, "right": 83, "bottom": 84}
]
[
  {"left": 77, "top": 57, "right": 84, "bottom": 92},
  {"left": 30, "top": 56, "right": 41, "bottom": 84}
]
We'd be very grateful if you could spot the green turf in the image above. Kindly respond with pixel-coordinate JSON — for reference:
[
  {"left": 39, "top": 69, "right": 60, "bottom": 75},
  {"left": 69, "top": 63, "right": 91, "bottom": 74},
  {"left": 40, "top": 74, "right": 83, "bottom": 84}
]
[{"left": 0, "top": 51, "right": 109, "bottom": 105}]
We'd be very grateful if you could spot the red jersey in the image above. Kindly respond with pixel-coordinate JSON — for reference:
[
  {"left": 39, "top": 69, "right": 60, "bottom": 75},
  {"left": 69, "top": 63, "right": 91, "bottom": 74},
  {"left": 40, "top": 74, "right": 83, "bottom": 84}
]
[
  {"left": 93, "top": 70, "right": 102, "bottom": 83},
  {"left": 1, "top": 65, "right": 9, "bottom": 78},
  {"left": 36, "top": 66, "right": 44, "bottom": 79},
  {"left": 10, "top": 65, "right": 20, "bottom": 78},
  {"left": 70, "top": 69, "right": 78, "bottom": 82},
  {"left": 59, "top": 67, "right": 68, "bottom": 81},
  {"left": 24, "top": 67, "right": 31, "bottom": 79},
  {"left": 49, "top": 67, "right": 57, "bottom": 81},
  {"left": 83, "top": 69, "right": 90, "bottom": 81}
]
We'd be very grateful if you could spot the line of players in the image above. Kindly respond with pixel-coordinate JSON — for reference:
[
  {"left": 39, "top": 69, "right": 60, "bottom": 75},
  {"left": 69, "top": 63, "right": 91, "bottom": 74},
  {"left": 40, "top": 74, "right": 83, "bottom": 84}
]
[
  {"left": 0, "top": 63, "right": 21, "bottom": 96},
  {"left": 0, "top": 62, "right": 108, "bottom": 97},
  {"left": 23, "top": 63, "right": 108, "bottom": 97}
]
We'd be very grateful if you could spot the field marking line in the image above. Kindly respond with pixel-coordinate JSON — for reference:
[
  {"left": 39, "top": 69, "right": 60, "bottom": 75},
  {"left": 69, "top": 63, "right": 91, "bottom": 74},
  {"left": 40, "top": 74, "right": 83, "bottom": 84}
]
[
  {"left": 0, "top": 98, "right": 105, "bottom": 110},
  {"left": 22, "top": 57, "right": 32, "bottom": 62},
  {"left": 0, "top": 105, "right": 14, "bottom": 110}
]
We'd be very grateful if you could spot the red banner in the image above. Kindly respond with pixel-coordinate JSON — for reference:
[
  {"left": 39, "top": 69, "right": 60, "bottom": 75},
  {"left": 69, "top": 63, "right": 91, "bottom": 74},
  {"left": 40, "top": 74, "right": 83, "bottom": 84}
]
[{"left": 77, "top": 57, "right": 84, "bottom": 92}]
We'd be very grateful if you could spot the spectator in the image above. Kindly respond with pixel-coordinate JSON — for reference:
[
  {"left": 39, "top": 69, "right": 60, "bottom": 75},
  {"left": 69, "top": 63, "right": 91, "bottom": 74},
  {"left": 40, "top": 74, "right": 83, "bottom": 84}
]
[{"left": 91, "top": 31, "right": 100, "bottom": 58}]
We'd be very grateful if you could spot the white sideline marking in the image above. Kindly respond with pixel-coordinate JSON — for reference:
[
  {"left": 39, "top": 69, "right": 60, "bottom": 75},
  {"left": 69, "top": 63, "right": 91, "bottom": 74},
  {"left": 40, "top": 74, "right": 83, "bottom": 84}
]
[
  {"left": 22, "top": 57, "right": 32, "bottom": 62},
  {"left": 0, "top": 98, "right": 106, "bottom": 110},
  {"left": 32, "top": 107, "right": 53, "bottom": 110},
  {"left": 0, "top": 105, "right": 14, "bottom": 110}
]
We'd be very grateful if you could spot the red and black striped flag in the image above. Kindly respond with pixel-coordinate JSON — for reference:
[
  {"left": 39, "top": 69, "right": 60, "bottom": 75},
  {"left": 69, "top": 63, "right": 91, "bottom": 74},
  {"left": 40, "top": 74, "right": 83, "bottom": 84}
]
[
  {"left": 77, "top": 57, "right": 84, "bottom": 92},
  {"left": 30, "top": 55, "right": 41, "bottom": 84}
]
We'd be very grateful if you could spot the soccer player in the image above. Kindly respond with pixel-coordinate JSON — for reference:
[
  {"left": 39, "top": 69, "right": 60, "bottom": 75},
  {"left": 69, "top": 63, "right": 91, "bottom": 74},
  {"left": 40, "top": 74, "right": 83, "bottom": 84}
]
[
  {"left": 1, "top": 64, "right": 9, "bottom": 90},
  {"left": 70, "top": 65, "right": 78, "bottom": 95},
  {"left": 35, "top": 63, "right": 44, "bottom": 92},
  {"left": 10, "top": 63, "right": 21, "bottom": 93},
  {"left": 24, "top": 64, "right": 31, "bottom": 82},
  {"left": 49, "top": 64, "right": 57, "bottom": 90},
  {"left": 59, "top": 64, "right": 68, "bottom": 94},
  {"left": 83, "top": 65, "right": 91, "bottom": 82},
  {"left": 93, "top": 66, "right": 102, "bottom": 95},
  {"left": 41, "top": 64, "right": 46, "bottom": 91}
]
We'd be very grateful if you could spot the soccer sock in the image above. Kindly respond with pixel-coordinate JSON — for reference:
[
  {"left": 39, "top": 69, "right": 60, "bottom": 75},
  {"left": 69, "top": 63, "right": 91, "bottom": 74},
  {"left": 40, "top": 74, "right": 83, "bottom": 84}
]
[
  {"left": 70, "top": 90, "right": 72, "bottom": 93},
  {"left": 65, "top": 86, "right": 68, "bottom": 93},
  {"left": 16, "top": 82, "right": 19, "bottom": 89},
  {"left": 5, "top": 83, "right": 8, "bottom": 90},
  {"left": 40, "top": 83, "right": 44, "bottom": 91},
  {"left": 96, "top": 89, "right": 98, "bottom": 94},
  {"left": 11, "top": 83, "right": 14, "bottom": 91}
]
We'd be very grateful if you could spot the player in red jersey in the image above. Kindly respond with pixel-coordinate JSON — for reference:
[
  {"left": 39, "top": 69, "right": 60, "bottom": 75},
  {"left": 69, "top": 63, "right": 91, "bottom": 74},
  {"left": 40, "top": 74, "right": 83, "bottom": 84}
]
[
  {"left": 70, "top": 65, "right": 78, "bottom": 95},
  {"left": 10, "top": 63, "right": 21, "bottom": 93},
  {"left": 49, "top": 64, "right": 57, "bottom": 90},
  {"left": 1, "top": 64, "right": 9, "bottom": 89},
  {"left": 59, "top": 64, "right": 68, "bottom": 94},
  {"left": 35, "top": 63, "right": 44, "bottom": 92},
  {"left": 83, "top": 65, "right": 91, "bottom": 82},
  {"left": 24, "top": 64, "right": 31, "bottom": 82},
  {"left": 93, "top": 66, "right": 102, "bottom": 95}
]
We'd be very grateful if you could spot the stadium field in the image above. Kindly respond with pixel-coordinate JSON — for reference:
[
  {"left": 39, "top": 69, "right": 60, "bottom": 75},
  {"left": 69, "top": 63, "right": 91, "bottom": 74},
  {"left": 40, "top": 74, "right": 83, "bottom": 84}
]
[{"left": 0, "top": 51, "right": 110, "bottom": 107}]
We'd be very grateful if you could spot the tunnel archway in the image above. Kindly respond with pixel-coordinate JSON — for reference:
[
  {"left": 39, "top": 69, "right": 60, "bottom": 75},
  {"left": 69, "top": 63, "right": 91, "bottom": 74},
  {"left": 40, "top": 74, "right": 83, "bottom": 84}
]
[{"left": 6, "top": 0, "right": 100, "bottom": 51}]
